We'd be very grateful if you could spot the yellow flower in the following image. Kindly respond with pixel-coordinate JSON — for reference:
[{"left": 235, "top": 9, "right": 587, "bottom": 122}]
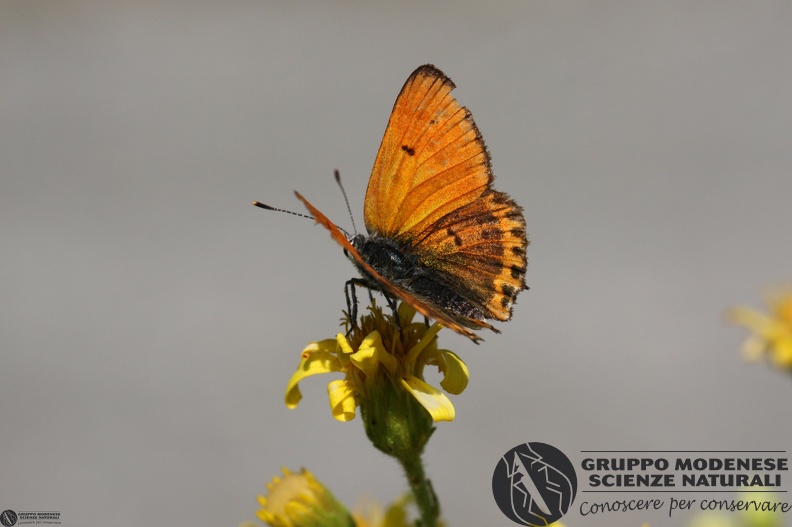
[
  {"left": 240, "top": 472, "right": 435, "bottom": 527},
  {"left": 244, "top": 467, "right": 353, "bottom": 527},
  {"left": 351, "top": 495, "right": 413, "bottom": 527},
  {"left": 687, "top": 512, "right": 735, "bottom": 527},
  {"left": 728, "top": 287, "right": 792, "bottom": 369},
  {"left": 738, "top": 492, "right": 785, "bottom": 527},
  {"left": 684, "top": 492, "right": 785, "bottom": 527},
  {"left": 284, "top": 302, "right": 469, "bottom": 423}
]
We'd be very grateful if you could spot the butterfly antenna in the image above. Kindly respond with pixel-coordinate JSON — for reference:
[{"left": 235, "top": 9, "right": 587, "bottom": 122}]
[
  {"left": 253, "top": 199, "right": 353, "bottom": 238},
  {"left": 252, "top": 201, "right": 314, "bottom": 221},
  {"left": 334, "top": 169, "right": 358, "bottom": 235}
]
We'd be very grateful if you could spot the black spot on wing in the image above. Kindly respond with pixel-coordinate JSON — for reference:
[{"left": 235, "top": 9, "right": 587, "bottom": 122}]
[
  {"left": 401, "top": 145, "right": 416, "bottom": 156},
  {"left": 480, "top": 227, "right": 502, "bottom": 241},
  {"left": 510, "top": 265, "right": 526, "bottom": 280},
  {"left": 501, "top": 283, "right": 517, "bottom": 309},
  {"left": 447, "top": 227, "right": 463, "bottom": 247}
]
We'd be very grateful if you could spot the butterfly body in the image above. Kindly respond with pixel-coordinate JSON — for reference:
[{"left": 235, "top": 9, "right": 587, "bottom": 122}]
[
  {"left": 279, "top": 64, "right": 528, "bottom": 343},
  {"left": 349, "top": 232, "right": 492, "bottom": 328}
]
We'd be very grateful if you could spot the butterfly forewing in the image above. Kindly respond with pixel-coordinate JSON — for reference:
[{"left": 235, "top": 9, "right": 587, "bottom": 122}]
[{"left": 364, "top": 65, "right": 492, "bottom": 240}]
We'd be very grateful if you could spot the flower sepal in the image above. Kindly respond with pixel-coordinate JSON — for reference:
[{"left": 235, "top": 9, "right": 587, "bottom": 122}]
[{"left": 360, "top": 373, "right": 436, "bottom": 460}]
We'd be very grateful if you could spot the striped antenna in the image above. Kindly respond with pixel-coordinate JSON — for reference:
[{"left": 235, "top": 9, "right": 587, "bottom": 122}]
[
  {"left": 334, "top": 169, "right": 358, "bottom": 236},
  {"left": 251, "top": 201, "right": 314, "bottom": 220}
]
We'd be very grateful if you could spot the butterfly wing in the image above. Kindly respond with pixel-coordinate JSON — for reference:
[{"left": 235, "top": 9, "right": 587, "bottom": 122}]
[
  {"left": 295, "top": 192, "right": 489, "bottom": 343},
  {"left": 364, "top": 64, "right": 528, "bottom": 323}
]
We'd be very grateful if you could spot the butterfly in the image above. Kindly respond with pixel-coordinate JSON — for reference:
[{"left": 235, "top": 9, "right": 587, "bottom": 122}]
[{"left": 257, "top": 64, "right": 528, "bottom": 343}]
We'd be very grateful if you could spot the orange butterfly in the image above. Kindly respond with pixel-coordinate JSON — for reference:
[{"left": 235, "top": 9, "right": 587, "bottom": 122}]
[{"left": 257, "top": 64, "right": 528, "bottom": 343}]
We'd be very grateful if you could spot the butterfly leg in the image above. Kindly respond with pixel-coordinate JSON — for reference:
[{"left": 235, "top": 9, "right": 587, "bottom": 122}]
[
  {"left": 344, "top": 279, "right": 405, "bottom": 341},
  {"left": 344, "top": 279, "right": 360, "bottom": 330},
  {"left": 344, "top": 277, "right": 374, "bottom": 331},
  {"left": 367, "top": 287, "right": 376, "bottom": 306},
  {"left": 383, "top": 292, "right": 402, "bottom": 332}
]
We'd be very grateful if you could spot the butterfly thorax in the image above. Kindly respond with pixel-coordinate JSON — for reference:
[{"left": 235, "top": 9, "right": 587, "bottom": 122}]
[{"left": 350, "top": 233, "right": 417, "bottom": 284}]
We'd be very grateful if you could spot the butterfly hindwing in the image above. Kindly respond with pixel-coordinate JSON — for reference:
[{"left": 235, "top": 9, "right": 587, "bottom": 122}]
[{"left": 411, "top": 189, "right": 527, "bottom": 321}]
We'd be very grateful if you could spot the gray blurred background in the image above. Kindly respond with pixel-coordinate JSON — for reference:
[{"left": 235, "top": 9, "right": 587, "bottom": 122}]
[{"left": 1, "top": 2, "right": 790, "bottom": 526}]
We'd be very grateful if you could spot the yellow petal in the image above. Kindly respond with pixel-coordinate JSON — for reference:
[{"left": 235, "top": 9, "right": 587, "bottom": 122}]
[
  {"left": 336, "top": 333, "right": 354, "bottom": 354},
  {"left": 328, "top": 379, "right": 358, "bottom": 421},
  {"left": 401, "top": 375, "right": 455, "bottom": 422},
  {"left": 433, "top": 349, "right": 469, "bottom": 395},
  {"left": 740, "top": 335, "right": 767, "bottom": 361},
  {"left": 397, "top": 301, "right": 417, "bottom": 326},
  {"left": 350, "top": 330, "right": 398, "bottom": 376},
  {"left": 284, "top": 345, "right": 343, "bottom": 409},
  {"left": 405, "top": 323, "right": 443, "bottom": 367},
  {"left": 350, "top": 344, "right": 380, "bottom": 377},
  {"left": 770, "top": 336, "right": 792, "bottom": 367},
  {"left": 768, "top": 289, "right": 792, "bottom": 324},
  {"left": 304, "top": 338, "right": 339, "bottom": 354},
  {"left": 382, "top": 495, "right": 410, "bottom": 527},
  {"left": 728, "top": 306, "right": 776, "bottom": 337}
]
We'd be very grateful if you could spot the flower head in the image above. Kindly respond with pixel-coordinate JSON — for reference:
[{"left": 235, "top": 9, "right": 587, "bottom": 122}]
[
  {"left": 240, "top": 470, "right": 429, "bottom": 527},
  {"left": 728, "top": 287, "right": 792, "bottom": 370},
  {"left": 285, "top": 301, "right": 469, "bottom": 424},
  {"left": 249, "top": 467, "right": 353, "bottom": 527},
  {"left": 284, "top": 301, "right": 469, "bottom": 459}
]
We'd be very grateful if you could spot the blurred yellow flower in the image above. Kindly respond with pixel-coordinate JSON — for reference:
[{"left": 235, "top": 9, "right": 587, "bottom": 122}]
[
  {"left": 738, "top": 492, "right": 785, "bottom": 527},
  {"left": 284, "top": 302, "right": 469, "bottom": 423},
  {"left": 728, "top": 287, "right": 792, "bottom": 369},
  {"left": 351, "top": 495, "right": 415, "bottom": 527},
  {"left": 244, "top": 467, "right": 353, "bottom": 527},
  {"left": 688, "top": 512, "right": 735, "bottom": 527},
  {"left": 239, "top": 470, "right": 436, "bottom": 527},
  {"left": 686, "top": 492, "right": 784, "bottom": 527}
]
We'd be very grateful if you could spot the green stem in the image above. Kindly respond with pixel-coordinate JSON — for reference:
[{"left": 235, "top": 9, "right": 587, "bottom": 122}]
[{"left": 399, "top": 453, "right": 439, "bottom": 527}]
